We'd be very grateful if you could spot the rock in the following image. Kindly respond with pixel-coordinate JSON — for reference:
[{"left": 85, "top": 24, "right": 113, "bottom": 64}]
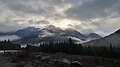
[
  {"left": 24, "top": 62, "right": 33, "bottom": 67},
  {"left": 41, "top": 56, "right": 50, "bottom": 60},
  {"left": 53, "top": 58, "right": 71, "bottom": 67},
  {"left": 71, "top": 61, "right": 83, "bottom": 67},
  {"left": 35, "top": 55, "right": 42, "bottom": 59},
  {"left": 54, "top": 52, "right": 67, "bottom": 59},
  {"left": 62, "top": 58, "right": 71, "bottom": 64},
  {"left": 97, "top": 65, "right": 105, "bottom": 67},
  {"left": 53, "top": 58, "right": 83, "bottom": 67}
]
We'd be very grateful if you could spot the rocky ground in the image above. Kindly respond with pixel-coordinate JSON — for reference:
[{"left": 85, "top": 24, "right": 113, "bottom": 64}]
[{"left": 0, "top": 52, "right": 120, "bottom": 67}]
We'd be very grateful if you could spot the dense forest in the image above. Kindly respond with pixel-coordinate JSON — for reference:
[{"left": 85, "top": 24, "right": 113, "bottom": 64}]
[
  {"left": 0, "top": 38, "right": 120, "bottom": 58},
  {"left": 25, "top": 38, "right": 120, "bottom": 59},
  {"left": 0, "top": 40, "right": 21, "bottom": 50}
]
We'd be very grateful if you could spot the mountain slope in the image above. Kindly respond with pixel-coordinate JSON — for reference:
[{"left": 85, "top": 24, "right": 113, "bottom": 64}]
[
  {"left": 82, "top": 29, "right": 120, "bottom": 47},
  {"left": 13, "top": 26, "right": 101, "bottom": 44},
  {"left": 88, "top": 33, "right": 101, "bottom": 39},
  {"left": 15, "top": 27, "right": 39, "bottom": 37},
  {"left": 0, "top": 25, "right": 101, "bottom": 44},
  {"left": 63, "top": 28, "right": 87, "bottom": 41}
]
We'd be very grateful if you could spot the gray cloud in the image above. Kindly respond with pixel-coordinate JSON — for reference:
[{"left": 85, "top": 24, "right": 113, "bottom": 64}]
[
  {"left": 0, "top": 21, "right": 25, "bottom": 32},
  {"left": 0, "top": 0, "right": 46, "bottom": 16},
  {"left": 28, "top": 20, "right": 50, "bottom": 24},
  {"left": 65, "top": 0, "right": 119, "bottom": 21},
  {"left": 36, "top": 20, "right": 50, "bottom": 24},
  {"left": 0, "top": 0, "right": 120, "bottom": 36}
]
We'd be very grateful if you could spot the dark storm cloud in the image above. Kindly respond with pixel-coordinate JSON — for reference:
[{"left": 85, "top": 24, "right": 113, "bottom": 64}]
[
  {"left": 0, "top": 0, "right": 46, "bottom": 16},
  {"left": 65, "top": 0, "right": 119, "bottom": 21}
]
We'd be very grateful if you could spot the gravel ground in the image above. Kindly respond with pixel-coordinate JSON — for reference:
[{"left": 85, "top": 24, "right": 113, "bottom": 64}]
[{"left": 0, "top": 52, "right": 119, "bottom": 67}]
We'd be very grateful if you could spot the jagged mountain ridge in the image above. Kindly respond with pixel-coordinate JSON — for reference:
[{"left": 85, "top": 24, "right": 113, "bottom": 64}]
[
  {"left": 15, "top": 27, "right": 40, "bottom": 37},
  {"left": 82, "top": 29, "right": 120, "bottom": 47},
  {"left": 0, "top": 25, "right": 101, "bottom": 44}
]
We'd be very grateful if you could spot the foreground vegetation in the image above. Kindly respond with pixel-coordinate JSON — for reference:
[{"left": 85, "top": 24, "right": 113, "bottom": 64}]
[
  {"left": 0, "top": 40, "right": 21, "bottom": 50},
  {"left": 0, "top": 39, "right": 120, "bottom": 67},
  {"left": 0, "top": 38, "right": 120, "bottom": 59},
  {"left": 24, "top": 38, "right": 120, "bottom": 59}
]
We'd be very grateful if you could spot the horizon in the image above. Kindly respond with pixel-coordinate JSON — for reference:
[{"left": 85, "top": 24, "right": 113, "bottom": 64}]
[{"left": 0, "top": 25, "right": 119, "bottom": 37}]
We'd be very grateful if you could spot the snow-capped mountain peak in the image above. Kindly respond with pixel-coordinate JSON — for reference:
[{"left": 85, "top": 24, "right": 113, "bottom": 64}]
[{"left": 0, "top": 25, "right": 101, "bottom": 44}]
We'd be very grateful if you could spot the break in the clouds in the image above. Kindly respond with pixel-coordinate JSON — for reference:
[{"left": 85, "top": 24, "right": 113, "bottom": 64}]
[
  {"left": 0, "top": 0, "right": 120, "bottom": 36},
  {"left": 28, "top": 20, "right": 50, "bottom": 24}
]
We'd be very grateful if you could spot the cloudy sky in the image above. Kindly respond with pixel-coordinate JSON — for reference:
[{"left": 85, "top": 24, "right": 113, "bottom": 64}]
[{"left": 0, "top": 0, "right": 120, "bottom": 36}]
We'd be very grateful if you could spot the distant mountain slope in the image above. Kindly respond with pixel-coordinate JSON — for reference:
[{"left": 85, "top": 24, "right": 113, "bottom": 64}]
[
  {"left": 88, "top": 33, "right": 101, "bottom": 39},
  {"left": 63, "top": 28, "right": 87, "bottom": 41},
  {"left": 14, "top": 25, "right": 100, "bottom": 44},
  {"left": 15, "top": 27, "right": 40, "bottom": 37},
  {"left": 82, "top": 29, "right": 120, "bottom": 47},
  {"left": 0, "top": 25, "right": 101, "bottom": 44}
]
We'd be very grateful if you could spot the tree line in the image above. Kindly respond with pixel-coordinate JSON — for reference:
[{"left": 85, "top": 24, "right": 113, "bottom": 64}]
[
  {"left": 25, "top": 38, "right": 120, "bottom": 59},
  {"left": 0, "top": 40, "right": 21, "bottom": 50}
]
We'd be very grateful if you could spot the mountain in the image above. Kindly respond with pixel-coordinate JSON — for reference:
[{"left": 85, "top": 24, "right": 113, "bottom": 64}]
[
  {"left": 15, "top": 27, "right": 40, "bottom": 37},
  {"left": 0, "top": 25, "right": 101, "bottom": 44},
  {"left": 82, "top": 29, "right": 120, "bottom": 47},
  {"left": 42, "top": 25, "right": 64, "bottom": 35},
  {"left": 63, "top": 28, "right": 87, "bottom": 41},
  {"left": 12, "top": 25, "right": 101, "bottom": 44},
  {"left": 88, "top": 33, "right": 101, "bottom": 39}
]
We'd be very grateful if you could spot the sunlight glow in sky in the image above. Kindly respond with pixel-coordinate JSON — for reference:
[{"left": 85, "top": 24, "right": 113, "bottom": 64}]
[{"left": 0, "top": 0, "right": 120, "bottom": 36}]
